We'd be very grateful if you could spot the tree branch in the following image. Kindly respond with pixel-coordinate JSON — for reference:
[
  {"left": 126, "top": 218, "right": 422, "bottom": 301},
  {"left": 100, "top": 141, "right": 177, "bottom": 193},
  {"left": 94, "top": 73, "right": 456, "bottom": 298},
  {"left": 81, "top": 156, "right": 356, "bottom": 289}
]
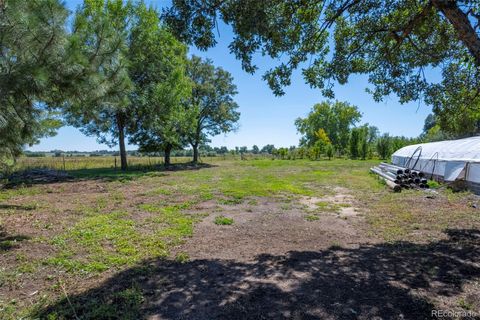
[
  {"left": 432, "top": 0, "right": 480, "bottom": 66},
  {"left": 391, "top": 1, "right": 433, "bottom": 47}
]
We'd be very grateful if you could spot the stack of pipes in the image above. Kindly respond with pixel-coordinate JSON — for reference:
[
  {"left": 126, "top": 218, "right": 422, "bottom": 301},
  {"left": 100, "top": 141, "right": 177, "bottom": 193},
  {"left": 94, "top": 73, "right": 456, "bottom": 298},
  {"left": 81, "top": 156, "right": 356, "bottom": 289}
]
[{"left": 370, "top": 162, "right": 429, "bottom": 192}]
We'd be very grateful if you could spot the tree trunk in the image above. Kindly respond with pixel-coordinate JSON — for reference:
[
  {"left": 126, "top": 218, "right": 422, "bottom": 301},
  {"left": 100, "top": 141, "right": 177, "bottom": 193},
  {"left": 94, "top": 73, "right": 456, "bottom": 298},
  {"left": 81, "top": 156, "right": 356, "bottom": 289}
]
[
  {"left": 116, "top": 115, "right": 128, "bottom": 171},
  {"left": 164, "top": 145, "right": 172, "bottom": 167},
  {"left": 192, "top": 143, "right": 199, "bottom": 163},
  {"left": 432, "top": 0, "right": 480, "bottom": 66}
]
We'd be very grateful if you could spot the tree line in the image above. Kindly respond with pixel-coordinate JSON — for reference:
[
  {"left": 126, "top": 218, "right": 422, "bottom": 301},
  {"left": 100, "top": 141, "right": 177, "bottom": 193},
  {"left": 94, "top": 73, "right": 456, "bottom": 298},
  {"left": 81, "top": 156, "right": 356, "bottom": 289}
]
[
  {"left": 0, "top": 0, "right": 239, "bottom": 172},
  {"left": 285, "top": 100, "right": 446, "bottom": 161}
]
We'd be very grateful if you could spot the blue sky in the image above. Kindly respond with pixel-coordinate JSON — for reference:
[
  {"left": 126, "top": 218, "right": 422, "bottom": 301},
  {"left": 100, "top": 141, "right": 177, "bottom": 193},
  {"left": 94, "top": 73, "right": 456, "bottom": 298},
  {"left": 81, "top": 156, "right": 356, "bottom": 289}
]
[{"left": 29, "top": 0, "right": 432, "bottom": 151}]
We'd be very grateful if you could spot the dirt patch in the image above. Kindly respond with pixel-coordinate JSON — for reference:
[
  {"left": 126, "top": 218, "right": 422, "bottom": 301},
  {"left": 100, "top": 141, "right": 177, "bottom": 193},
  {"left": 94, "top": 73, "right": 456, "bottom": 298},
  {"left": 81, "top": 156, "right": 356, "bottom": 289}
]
[
  {"left": 174, "top": 193, "right": 371, "bottom": 262},
  {"left": 298, "top": 186, "right": 360, "bottom": 217}
]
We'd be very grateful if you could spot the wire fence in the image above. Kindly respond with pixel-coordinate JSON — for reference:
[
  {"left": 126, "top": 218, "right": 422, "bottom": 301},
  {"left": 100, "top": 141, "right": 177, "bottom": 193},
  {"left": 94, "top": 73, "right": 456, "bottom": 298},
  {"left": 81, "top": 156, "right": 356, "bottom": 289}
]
[{"left": 13, "top": 154, "right": 276, "bottom": 172}]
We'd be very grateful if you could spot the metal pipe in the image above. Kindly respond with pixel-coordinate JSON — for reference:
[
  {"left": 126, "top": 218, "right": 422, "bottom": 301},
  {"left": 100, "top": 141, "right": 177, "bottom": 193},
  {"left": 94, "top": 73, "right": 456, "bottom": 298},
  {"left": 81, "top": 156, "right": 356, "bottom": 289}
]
[
  {"left": 370, "top": 167, "right": 402, "bottom": 192},
  {"left": 385, "top": 179, "right": 402, "bottom": 192},
  {"left": 379, "top": 163, "right": 403, "bottom": 175},
  {"left": 382, "top": 162, "right": 412, "bottom": 174},
  {"left": 372, "top": 166, "right": 397, "bottom": 179}
]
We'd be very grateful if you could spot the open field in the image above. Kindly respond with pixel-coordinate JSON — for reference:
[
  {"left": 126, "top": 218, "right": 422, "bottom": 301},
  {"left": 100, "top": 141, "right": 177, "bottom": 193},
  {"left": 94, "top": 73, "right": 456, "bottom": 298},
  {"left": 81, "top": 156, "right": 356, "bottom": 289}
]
[
  {"left": 1, "top": 159, "right": 480, "bottom": 319},
  {"left": 13, "top": 156, "right": 206, "bottom": 172}
]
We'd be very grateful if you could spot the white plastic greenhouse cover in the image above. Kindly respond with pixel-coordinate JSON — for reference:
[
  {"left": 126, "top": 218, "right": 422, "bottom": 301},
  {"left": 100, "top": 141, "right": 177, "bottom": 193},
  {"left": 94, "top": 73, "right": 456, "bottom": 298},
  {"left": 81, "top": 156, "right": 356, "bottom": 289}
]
[{"left": 391, "top": 136, "right": 480, "bottom": 187}]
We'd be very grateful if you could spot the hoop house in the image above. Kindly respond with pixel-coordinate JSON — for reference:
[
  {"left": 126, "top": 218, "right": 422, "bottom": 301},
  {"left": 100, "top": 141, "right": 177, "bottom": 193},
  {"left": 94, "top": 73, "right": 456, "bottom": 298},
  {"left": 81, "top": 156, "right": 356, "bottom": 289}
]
[{"left": 392, "top": 136, "right": 480, "bottom": 193}]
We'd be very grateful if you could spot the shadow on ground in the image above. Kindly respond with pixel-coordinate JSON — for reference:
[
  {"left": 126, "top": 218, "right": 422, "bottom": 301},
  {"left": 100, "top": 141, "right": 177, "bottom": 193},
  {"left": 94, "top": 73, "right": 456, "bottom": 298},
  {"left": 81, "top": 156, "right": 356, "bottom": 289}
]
[
  {"left": 35, "top": 229, "right": 480, "bottom": 319},
  {"left": 0, "top": 226, "right": 30, "bottom": 252},
  {"left": 2, "top": 162, "right": 216, "bottom": 187}
]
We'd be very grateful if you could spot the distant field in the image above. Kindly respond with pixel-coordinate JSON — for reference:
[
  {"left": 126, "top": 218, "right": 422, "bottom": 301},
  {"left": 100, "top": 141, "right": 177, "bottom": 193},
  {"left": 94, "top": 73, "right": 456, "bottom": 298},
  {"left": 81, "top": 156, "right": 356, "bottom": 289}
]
[
  {"left": 13, "top": 154, "right": 276, "bottom": 173},
  {"left": 1, "top": 159, "right": 479, "bottom": 319},
  {"left": 14, "top": 156, "right": 198, "bottom": 172}
]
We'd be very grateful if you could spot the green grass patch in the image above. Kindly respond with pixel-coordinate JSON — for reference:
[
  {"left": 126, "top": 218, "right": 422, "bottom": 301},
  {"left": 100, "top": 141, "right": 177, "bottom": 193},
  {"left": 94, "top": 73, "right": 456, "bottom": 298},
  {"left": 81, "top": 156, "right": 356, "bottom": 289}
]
[
  {"left": 218, "top": 195, "right": 243, "bottom": 205},
  {"left": 427, "top": 180, "right": 440, "bottom": 189},
  {"left": 0, "top": 187, "right": 42, "bottom": 203},
  {"left": 47, "top": 203, "right": 196, "bottom": 273},
  {"left": 315, "top": 201, "right": 341, "bottom": 212},
  {"left": 305, "top": 214, "right": 320, "bottom": 221},
  {"left": 214, "top": 215, "right": 234, "bottom": 225}
]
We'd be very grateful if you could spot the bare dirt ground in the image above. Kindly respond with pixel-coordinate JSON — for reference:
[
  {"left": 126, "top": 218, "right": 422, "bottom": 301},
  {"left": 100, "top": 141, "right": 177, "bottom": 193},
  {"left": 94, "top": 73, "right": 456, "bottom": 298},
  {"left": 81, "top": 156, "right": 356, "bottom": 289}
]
[
  {"left": 179, "top": 190, "right": 369, "bottom": 262},
  {"left": 145, "top": 189, "right": 479, "bottom": 320}
]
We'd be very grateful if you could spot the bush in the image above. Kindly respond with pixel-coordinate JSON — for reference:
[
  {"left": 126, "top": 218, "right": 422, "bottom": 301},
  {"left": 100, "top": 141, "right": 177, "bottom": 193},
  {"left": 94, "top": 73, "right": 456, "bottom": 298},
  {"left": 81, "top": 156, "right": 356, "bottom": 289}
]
[{"left": 326, "top": 144, "right": 334, "bottom": 160}]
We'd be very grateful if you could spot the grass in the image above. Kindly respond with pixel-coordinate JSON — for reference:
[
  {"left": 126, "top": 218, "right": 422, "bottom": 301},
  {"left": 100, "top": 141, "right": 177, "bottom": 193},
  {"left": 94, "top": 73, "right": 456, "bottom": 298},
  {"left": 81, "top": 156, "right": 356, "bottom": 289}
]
[
  {"left": 46, "top": 212, "right": 166, "bottom": 273},
  {"left": 315, "top": 201, "right": 341, "bottom": 213},
  {"left": 175, "top": 252, "right": 190, "bottom": 263},
  {"left": 1, "top": 158, "right": 479, "bottom": 319},
  {"left": 45, "top": 201, "right": 197, "bottom": 274},
  {"left": 214, "top": 215, "right": 234, "bottom": 225},
  {"left": 305, "top": 214, "right": 320, "bottom": 221}
]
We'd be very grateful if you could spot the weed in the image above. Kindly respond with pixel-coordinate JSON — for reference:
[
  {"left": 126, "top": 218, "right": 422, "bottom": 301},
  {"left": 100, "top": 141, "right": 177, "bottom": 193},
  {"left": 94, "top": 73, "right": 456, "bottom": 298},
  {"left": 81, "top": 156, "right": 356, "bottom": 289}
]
[
  {"left": 315, "top": 201, "right": 340, "bottom": 213},
  {"left": 305, "top": 214, "right": 319, "bottom": 221},
  {"left": 427, "top": 180, "right": 440, "bottom": 189},
  {"left": 458, "top": 298, "right": 474, "bottom": 310},
  {"left": 214, "top": 215, "right": 234, "bottom": 225},
  {"left": 218, "top": 196, "right": 243, "bottom": 205},
  {"left": 175, "top": 252, "right": 190, "bottom": 263}
]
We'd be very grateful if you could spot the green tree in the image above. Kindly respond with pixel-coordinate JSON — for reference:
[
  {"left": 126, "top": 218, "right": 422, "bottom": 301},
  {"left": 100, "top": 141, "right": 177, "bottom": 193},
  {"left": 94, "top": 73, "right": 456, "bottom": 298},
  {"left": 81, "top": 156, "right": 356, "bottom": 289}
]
[
  {"left": 165, "top": 0, "right": 480, "bottom": 130},
  {"left": 66, "top": 0, "right": 133, "bottom": 171},
  {"left": 420, "top": 114, "right": 451, "bottom": 142},
  {"left": 423, "top": 114, "right": 437, "bottom": 134},
  {"left": 295, "top": 101, "right": 361, "bottom": 154},
  {"left": 185, "top": 56, "right": 240, "bottom": 163},
  {"left": 127, "top": 3, "right": 190, "bottom": 167},
  {"left": 276, "top": 147, "right": 289, "bottom": 159},
  {"left": 357, "top": 125, "right": 370, "bottom": 160},
  {"left": 425, "top": 61, "right": 480, "bottom": 137},
  {"left": 376, "top": 134, "right": 392, "bottom": 160},
  {"left": 349, "top": 128, "right": 360, "bottom": 159},
  {"left": 219, "top": 146, "right": 229, "bottom": 154},
  {"left": 261, "top": 144, "right": 276, "bottom": 154},
  {"left": 0, "top": 0, "right": 74, "bottom": 171},
  {"left": 252, "top": 145, "right": 260, "bottom": 154}
]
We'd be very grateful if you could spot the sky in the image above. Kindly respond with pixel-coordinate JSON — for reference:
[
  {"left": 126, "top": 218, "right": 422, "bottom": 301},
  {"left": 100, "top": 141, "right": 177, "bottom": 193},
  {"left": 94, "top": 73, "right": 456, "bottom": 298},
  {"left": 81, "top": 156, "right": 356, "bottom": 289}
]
[{"left": 29, "top": 0, "right": 432, "bottom": 152}]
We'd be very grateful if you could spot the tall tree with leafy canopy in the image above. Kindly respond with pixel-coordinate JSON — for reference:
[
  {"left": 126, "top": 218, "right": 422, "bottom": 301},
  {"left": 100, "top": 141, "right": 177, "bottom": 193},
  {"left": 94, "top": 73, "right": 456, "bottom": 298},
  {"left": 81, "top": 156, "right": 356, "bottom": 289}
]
[
  {"left": 185, "top": 56, "right": 240, "bottom": 163},
  {"left": 127, "top": 3, "right": 191, "bottom": 167},
  {"left": 164, "top": 0, "right": 480, "bottom": 133},
  {"left": 66, "top": 0, "right": 133, "bottom": 171},
  {"left": 295, "top": 101, "right": 361, "bottom": 154},
  {"left": 0, "top": 0, "right": 73, "bottom": 171}
]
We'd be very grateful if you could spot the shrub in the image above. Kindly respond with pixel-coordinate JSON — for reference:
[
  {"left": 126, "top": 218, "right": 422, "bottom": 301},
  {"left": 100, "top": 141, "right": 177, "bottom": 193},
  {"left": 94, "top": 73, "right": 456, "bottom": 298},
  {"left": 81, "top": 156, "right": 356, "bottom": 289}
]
[{"left": 326, "top": 144, "right": 334, "bottom": 160}]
